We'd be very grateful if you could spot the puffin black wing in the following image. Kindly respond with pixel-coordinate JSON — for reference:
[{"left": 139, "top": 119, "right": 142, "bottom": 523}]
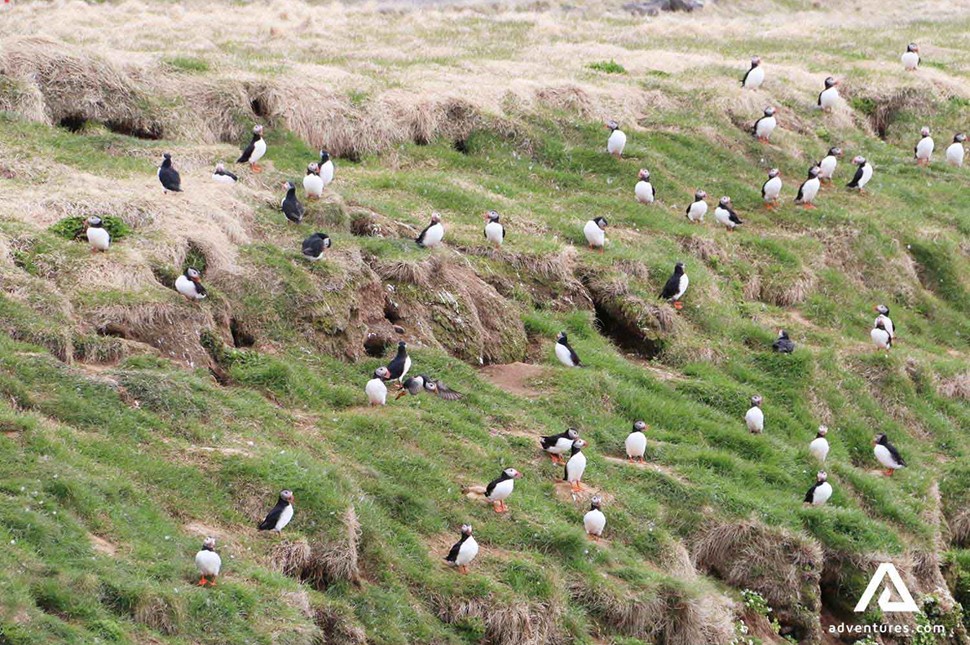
[
  {"left": 727, "top": 207, "right": 743, "bottom": 225},
  {"left": 540, "top": 430, "right": 567, "bottom": 450},
  {"left": 283, "top": 197, "right": 304, "bottom": 224},
  {"left": 817, "top": 90, "right": 824, "bottom": 107},
  {"left": 258, "top": 501, "right": 285, "bottom": 530},
  {"left": 751, "top": 117, "right": 762, "bottom": 136},
  {"left": 159, "top": 166, "right": 182, "bottom": 192},
  {"left": 416, "top": 223, "right": 433, "bottom": 247},
  {"left": 431, "top": 380, "right": 463, "bottom": 401},
  {"left": 444, "top": 536, "right": 465, "bottom": 563},
  {"left": 795, "top": 182, "right": 805, "bottom": 202},
  {"left": 847, "top": 164, "right": 865, "bottom": 188},
  {"left": 886, "top": 441, "right": 906, "bottom": 467},
  {"left": 484, "top": 474, "right": 504, "bottom": 498},
  {"left": 303, "top": 236, "right": 325, "bottom": 258},
  {"left": 741, "top": 68, "right": 751, "bottom": 87},
  {"left": 761, "top": 180, "right": 768, "bottom": 199},
  {"left": 804, "top": 483, "right": 819, "bottom": 504},
  {"left": 193, "top": 282, "right": 208, "bottom": 298},
  {"left": 659, "top": 274, "right": 680, "bottom": 300},
  {"left": 237, "top": 134, "right": 258, "bottom": 163},
  {"left": 216, "top": 168, "right": 239, "bottom": 182}
]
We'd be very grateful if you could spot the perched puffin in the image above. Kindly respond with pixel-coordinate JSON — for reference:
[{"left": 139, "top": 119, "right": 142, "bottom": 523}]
[
  {"left": 175, "top": 268, "right": 207, "bottom": 301},
  {"left": 744, "top": 395, "right": 764, "bottom": 434},
  {"left": 444, "top": 524, "right": 478, "bottom": 574},
  {"left": 258, "top": 490, "right": 295, "bottom": 532},
  {"left": 211, "top": 162, "right": 238, "bottom": 185},
  {"left": 395, "top": 374, "right": 427, "bottom": 400},
  {"left": 625, "top": 420, "right": 647, "bottom": 463},
  {"left": 303, "top": 162, "right": 324, "bottom": 199},
  {"left": 386, "top": 341, "right": 411, "bottom": 382},
  {"left": 584, "top": 217, "right": 608, "bottom": 251},
  {"left": 281, "top": 181, "right": 304, "bottom": 224},
  {"left": 901, "top": 43, "right": 920, "bottom": 71},
  {"left": 635, "top": 169, "right": 655, "bottom": 204},
  {"left": 555, "top": 331, "right": 581, "bottom": 368},
  {"left": 741, "top": 55, "right": 764, "bottom": 90},
  {"left": 803, "top": 471, "right": 833, "bottom": 506},
  {"left": 874, "top": 304, "right": 895, "bottom": 340},
  {"left": 606, "top": 120, "right": 626, "bottom": 158},
  {"left": 915, "top": 126, "right": 934, "bottom": 166},
  {"left": 301, "top": 232, "right": 331, "bottom": 261},
  {"left": 761, "top": 168, "right": 783, "bottom": 209},
  {"left": 416, "top": 213, "right": 444, "bottom": 248},
  {"left": 237, "top": 124, "right": 267, "bottom": 172},
  {"left": 795, "top": 166, "right": 821, "bottom": 208},
  {"left": 365, "top": 366, "right": 391, "bottom": 406},
  {"left": 817, "top": 77, "right": 840, "bottom": 112},
  {"left": 946, "top": 133, "right": 966, "bottom": 167},
  {"left": 423, "top": 378, "right": 464, "bottom": 401},
  {"left": 809, "top": 425, "right": 830, "bottom": 463},
  {"left": 871, "top": 319, "right": 892, "bottom": 350},
  {"left": 540, "top": 428, "right": 579, "bottom": 464},
  {"left": 463, "top": 467, "right": 522, "bottom": 513},
  {"left": 564, "top": 438, "right": 588, "bottom": 492},
  {"left": 158, "top": 153, "right": 182, "bottom": 193},
  {"left": 873, "top": 433, "right": 906, "bottom": 475},
  {"left": 318, "top": 150, "right": 335, "bottom": 188},
  {"left": 714, "top": 196, "right": 743, "bottom": 231},
  {"left": 195, "top": 537, "right": 222, "bottom": 587},
  {"left": 773, "top": 329, "right": 795, "bottom": 353},
  {"left": 659, "top": 262, "right": 689, "bottom": 310},
  {"left": 583, "top": 496, "right": 606, "bottom": 540},
  {"left": 846, "top": 156, "right": 873, "bottom": 191},
  {"left": 752, "top": 106, "right": 777, "bottom": 143},
  {"left": 84, "top": 216, "right": 110, "bottom": 253},
  {"left": 686, "top": 190, "right": 708, "bottom": 222},
  {"left": 818, "top": 147, "right": 843, "bottom": 183},
  {"left": 484, "top": 210, "right": 504, "bottom": 247}
]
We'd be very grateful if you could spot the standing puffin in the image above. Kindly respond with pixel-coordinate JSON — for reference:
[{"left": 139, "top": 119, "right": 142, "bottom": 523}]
[
  {"left": 484, "top": 210, "right": 504, "bottom": 248},
  {"left": 818, "top": 77, "right": 840, "bottom": 112},
  {"left": 84, "top": 217, "right": 110, "bottom": 252},
  {"left": 444, "top": 524, "right": 479, "bottom": 574},
  {"left": 416, "top": 213, "right": 444, "bottom": 248},
  {"left": 606, "top": 120, "right": 626, "bottom": 158},
  {"left": 804, "top": 471, "right": 833, "bottom": 506},
  {"left": 175, "top": 268, "right": 207, "bottom": 301},
  {"left": 871, "top": 319, "right": 892, "bottom": 350},
  {"left": 635, "top": 169, "right": 656, "bottom": 204},
  {"left": 686, "top": 190, "right": 708, "bottom": 222},
  {"left": 564, "top": 439, "right": 588, "bottom": 492},
  {"left": 659, "top": 262, "right": 689, "bottom": 310},
  {"left": 584, "top": 217, "right": 608, "bottom": 251},
  {"left": 540, "top": 428, "right": 580, "bottom": 464},
  {"left": 761, "top": 168, "right": 783, "bottom": 209},
  {"left": 158, "top": 153, "right": 182, "bottom": 193},
  {"left": 752, "top": 106, "right": 777, "bottom": 143},
  {"left": 318, "top": 150, "right": 335, "bottom": 188},
  {"left": 901, "top": 43, "right": 920, "bottom": 71},
  {"left": 873, "top": 433, "right": 906, "bottom": 475},
  {"left": 555, "top": 331, "right": 582, "bottom": 368},
  {"left": 211, "top": 162, "right": 238, "bottom": 185},
  {"left": 303, "top": 162, "right": 324, "bottom": 199},
  {"left": 809, "top": 425, "right": 830, "bottom": 463},
  {"left": 195, "top": 537, "right": 222, "bottom": 587},
  {"left": 773, "top": 329, "right": 795, "bottom": 353},
  {"left": 281, "top": 181, "right": 304, "bottom": 224},
  {"left": 946, "top": 133, "right": 966, "bottom": 167},
  {"left": 795, "top": 166, "right": 821, "bottom": 209},
  {"left": 237, "top": 124, "right": 267, "bottom": 172},
  {"left": 583, "top": 497, "right": 606, "bottom": 540},
  {"left": 386, "top": 341, "right": 411, "bottom": 382},
  {"left": 818, "top": 147, "right": 843, "bottom": 183},
  {"left": 301, "top": 232, "right": 331, "bottom": 261},
  {"left": 463, "top": 468, "right": 523, "bottom": 513},
  {"left": 744, "top": 395, "right": 764, "bottom": 434},
  {"left": 874, "top": 305, "right": 895, "bottom": 340},
  {"left": 914, "top": 127, "right": 934, "bottom": 166},
  {"left": 365, "top": 366, "right": 391, "bottom": 406},
  {"left": 625, "top": 420, "right": 647, "bottom": 463},
  {"left": 258, "top": 490, "right": 295, "bottom": 532},
  {"left": 714, "top": 196, "right": 743, "bottom": 231},
  {"left": 846, "top": 156, "right": 873, "bottom": 191},
  {"left": 741, "top": 55, "right": 764, "bottom": 90}
]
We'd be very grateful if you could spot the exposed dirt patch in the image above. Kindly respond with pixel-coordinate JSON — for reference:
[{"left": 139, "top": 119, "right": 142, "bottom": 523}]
[
  {"left": 479, "top": 362, "right": 549, "bottom": 398},
  {"left": 602, "top": 456, "right": 690, "bottom": 485},
  {"left": 184, "top": 521, "right": 232, "bottom": 541},
  {"left": 89, "top": 533, "right": 118, "bottom": 556},
  {"left": 552, "top": 480, "right": 608, "bottom": 504}
]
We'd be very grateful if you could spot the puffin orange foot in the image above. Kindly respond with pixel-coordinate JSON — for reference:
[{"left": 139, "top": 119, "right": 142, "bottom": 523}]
[
  {"left": 673, "top": 301, "right": 683, "bottom": 310},
  {"left": 198, "top": 577, "right": 208, "bottom": 587}
]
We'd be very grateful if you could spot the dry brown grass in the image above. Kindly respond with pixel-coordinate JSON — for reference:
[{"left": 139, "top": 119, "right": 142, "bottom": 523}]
[
  {"left": 937, "top": 372, "right": 970, "bottom": 401},
  {"left": 269, "top": 538, "right": 314, "bottom": 577},
  {"left": 304, "top": 506, "right": 362, "bottom": 588},
  {"left": 312, "top": 602, "right": 367, "bottom": 645},
  {"left": 433, "top": 593, "right": 562, "bottom": 645},
  {"left": 133, "top": 592, "right": 185, "bottom": 636}
]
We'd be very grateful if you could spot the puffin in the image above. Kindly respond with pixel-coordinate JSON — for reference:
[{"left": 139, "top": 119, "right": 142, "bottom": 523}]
[
  {"left": 818, "top": 147, "right": 843, "bottom": 183},
  {"left": 318, "top": 150, "right": 335, "bottom": 188},
  {"left": 744, "top": 395, "right": 764, "bottom": 434},
  {"left": 281, "top": 181, "right": 305, "bottom": 224},
  {"left": 158, "top": 153, "right": 182, "bottom": 193},
  {"left": 946, "top": 133, "right": 966, "bottom": 167},
  {"left": 686, "top": 190, "right": 708, "bottom": 222},
  {"left": 714, "top": 196, "right": 743, "bottom": 231},
  {"left": 901, "top": 43, "right": 920, "bottom": 71},
  {"left": 84, "top": 216, "right": 110, "bottom": 252},
  {"left": 795, "top": 166, "right": 821, "bottom": 209},
  {"left": 564, "top": 438, "right": 588, "bottom": 492},
  {"left": 584, "top": 217, "right": 608, "bottom": 251},
  {"left": 395, "top": 374, "right": 427, "bottom": 399},
  {"left": 659, "top": 262, "right": 689, "bottom": 309},
  {"left": 761, "top": 168, "right": 782, "bottom": 209},
  {"left": 237, "top": 124, "right": 267, "bottom": 172},
  {"left": 258, "top": 490, "right": 295, "bottom": 532},
  {"left": 818, "top": 77, "right": 840, "bottom": 112},
  {"left": 914, "top": 126, "right": 934, "bottom": 166},
  {"left": 444, "top": 524, "right": 478, "bottom": 574},
  {"left": 635, "top": 169, "right": 655, "bottom": 204},
  {"left": 484, "top": 210, "right": 504, "bottom": 248},
  {"left": 463, "top": 467, "right": 523, "bottom": 513},
  {"left": 606, "top": 120, "right": 626, "bottom": 158},
  {"left": 773, "top": 329, "right": 795, "bottom": 353},
  {"left": 741, "top": 55, "right": 764, "bottom": 90},
  {"left": 211, "top": 162, "right": 238, "bottom": 185},
  {"left": 873, "top": 433, "right": 906, "bottom": 475},
  {"left": 555, "top": 331, "right": 582, "bottom": 368},
  {"left": 540, "top": 428, "right": 579, "bottom": 464},
  {"left": 175, "top": 268, "right": 207, "bottom": 301},
  {"left": 365, "top": 366, "right": 391, "bottom": 406},
  {"left": 386, "top": 341, "right": 411, "bottom": 382},
  {"left": 195, "top": 537, "right": 222, "bottom": 587},
  {"left": 303, "top": 162, "right": 324, "bottom": 199},
  {"left": 871, "top": 319, "right": 892, "bottom": 350},
  {"left": 752, "top": 106, "right": 777, "bottom": 143},
  {"left": 583, "top": 496, "right": 606, "bottom": 540},
  {"left": 625, "top": 420, "right": 647, "bottom": 463},
  {"left": 301, "top": 232, "right": 331, "bottom": 261},
  {"left": 846, "top": 156, "right": 873, "bottom": 191},
  {"left": 803, "top": 471, "right": 833, "bottom": 506},
  {"left": 874, "top": 304, "right": 895, "bottom": 340},
  {"left": 423, "top": 378, "right": 463, "bottom": 401},
  {"left": 416, "top": 213, "right": 444, "bottom": 248},
  {"left": 809, "top": 425, "right": 829, "bottom": 463}
]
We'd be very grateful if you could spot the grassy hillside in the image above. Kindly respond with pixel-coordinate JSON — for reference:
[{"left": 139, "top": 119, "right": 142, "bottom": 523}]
[{"left": 0, "top": 0, "right": 969, "bottom": 643}]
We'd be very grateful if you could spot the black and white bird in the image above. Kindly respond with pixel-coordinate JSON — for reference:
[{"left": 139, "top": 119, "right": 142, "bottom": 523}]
[
  {"left": 484, "top": 210, "right": 504, "bottom": 247},
  {"left": 625, "top": 420, "right": 647, "bottom": 463},
  {"left": 365, "top": 366, "right": 391, "bottom": 406},
  {"left": 818, "top": 77, "right": 840, "bottom": 111},
  {"left": 606, "top": 120, "right": 626, "bottom": 157},
  {"left": 540, "top": 428, "right": 579, "bottom": 464},
  {"left": 583, "top": 496, "right": 606, "bottom": 539},
  {"left": 386, "top": 341, "right": 411, "bottom": 382},
  {"left": 947, "top": 133, "right": 966, "bottom": 167},
  {"left": 175, "top": 268, "right": 207, "bottom": 301},
  {"left": 752, "top": 106, "right": 777, "bottom": 143},
  {"left": 158, "top": 153, "right": 182, "bottom": 193},
  {"left": 423, "top": 378, "right": 464, "bottom": 401},
  {"left": 795, "top": 166, "right": 821, "bottom": 209},
  {"left": 809, "top": 425, "right": 830, "bottom": 463},
  {"left": 584, "top": 217, "right": 608, "bottom": 251},
  {"left": 281, "top": 181, "right": 304, "bottom": 224},
  {"left": 301, "top": 232, "right": 331, "bottom": 261},
  {"left": 803, "top": 471, "right": 833, "bottom": 506},
  {"left": 444, "top": 524, "right": 478, "bottom": 574},
  {"left": 686, "top": 190, "right": 708, "bottom": 222},
  {"left": 714, "top": 196, "right": 743, "bottom": 231},
  {"left": 555, "top": 331, "right": 581, "bottom": 368},
  {"left": 915, "top": 126, "right": 934, "bottom": 166},
  {"left": 396, "top": 374, "right": 427, "bottom": 399},
  {"left": 761, "top": 168, "right": 782, "bottom": 209},
  {"left": 84, "top": 217, "right": 110, "bottom": 252},
  {"left": 744, "top": 395, "right": 764, "bottom": 434},
  {"left": 871, "top": 319, "right": 892, "bottom": 350},
  {"left": 462, "top": 467, "right": 523, "bottom": 513},
  {"left": 258, "top": 490, "right": 295, "bottom": 532},
  {"left": 416, "top": 213, "right": 445, "bottom": 248},
  {"left": 318, "top": 150, "right": 335, "bottom": 188},
  {"left": 873, "top": 433, "right": 906, "bottom": 475},
  {"left": 741, "top": 55, "right": 764, "bottom": 89},
  {"left": 901, "top": 43, "right": 920, "bottom": 71},
  {"left": 874, "top": 305, "right": 895, "bottom": 341},
  {"left": 773, "top": 329, "right": 795, "bottom": 353},
  {"left": 303, "top": 162, "right": 324, "bottom": 199},
  {"left": 211, "top": 162, "right": 238, "bottom": 185},
  {"left": 195, "top": 537, "right": 222, "bottom": 587},
  {"left": 564, "top": 438, "right": 588, "bottom": 492},
  {"left": 635, "top": 169, "right": 655, "bottom": 204},
  {"left": 846, "top": 156, "right": 873, "bottom": 191},
  {"left": 659, "top": 262, "right": 689, "bottom": 309},
  {"left": 818, "top": 147, "right": 842, "bottom": 183},
  {"left": 237, "top": 124, "right": 267, "bottom": 172}
]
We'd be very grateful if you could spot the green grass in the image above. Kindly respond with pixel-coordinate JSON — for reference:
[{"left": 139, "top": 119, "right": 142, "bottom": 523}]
[
  {"left": 587, "top": 59, "right": 627, "bottom": 74},
  {"left": 162, "top": 56, "right": 211, "bottom": 74}
]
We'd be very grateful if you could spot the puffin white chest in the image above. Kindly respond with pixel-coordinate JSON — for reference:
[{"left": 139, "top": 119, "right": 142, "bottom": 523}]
[
  {"left": 484, "top": 221, "right": 504, "bottom": 245},
  {"left": 745, "top": 406, "right": 764, "bottom": 432},
  {"left": 487, "top": 478, "right": 514, "bottom": 502},
  {"left": 583, "top": 509, "right": 606, "bottom": 536},
  {"left": 856, "top": 164, "right": 873, "bottom": 188},
  {"left": 625, "top": 431, "right": 646, "bottom": 458},
  {"left": 583, "top": 220, "right": 605, "bottom": 247},
  {"left": 916, "top": 137, "right": 934, "bottom": 160},
  {"left": 275, "top": 504, "right": 294, "bottom": 531},
  {"left": 800, "top": 177, "right": 820, "bottom": 203},
  {"left": 250, "top": 138, "right": 267, "bottom": 163},
  {"left": 901, "top": 52, "right": 919, "bottom": 70},
  {"left": 551, "top": 436, "right": 574, "bottom": 455},
  {"left": 175, "top": 275, "right": 204, "bottom": 300},
  {"left": 456, "top": 536, "right": 479, "bottom": 566},
  {"left": 304, "top": 173, "right": 324, "bottom": 197},
  {"left": 874, "top": 445, "right": 901, "bottom": 469},
  {"left": 947, "top": 143, "right": 965, "bottom": 166},
  {"left": 819, "top": 87, "right": 839, "bottom": 110},
  {"left": 212, "top": 172, "right": 236, "bottom": 185},
  {"left": 875, "top": 314, "right": 894, "bottom": 338},
  {"left": 871, "top": 327, "right": 891, "bottom": 349},
  {"left": 819, "top": 156, "right": 837, "bottom": 179},
  {"left": 635, "top": 180, "right": 655, "bottom": 203},
  {"left": 365, "top": 378, "right": 387, "bottom": 405},
  {"left": 687, "top": 200, "right": 707, "bottom": 221},
  {"left": 810, "top": 482, "right": 833, "bottom": 506},
  {"left": 763, "top": 177, "right": 782, "bottom": 200},
  {"left": 673, "top": 275, "right": 688, "bottom": 301},
  {"left": 195, "top": 550, "right": 222, "bottom": 576},
  {"left": 809, "top": 437, "right": 829, "bottom": 462},
  {"left": 715, "top": 207, "right": 738, "bottom": 229},
  {"left": 756, "top": 116, "right": 776, "bottom": 139},
  {"left": 319, "top": 160, "right": 335, "bottom": 186},
  {"left": 423, "top": 223, "right": 444, "bottom": 247},
  {"left": 744, "top": 66, "right": 765, "bottom": 89},
  {"left": 565, "top": 451, "right": 587, "bottom": 482},
  {"left": 86, "top": 227, "right": 110, "bottom": 251},
  {"left": 607, "top": 130, "right": 626, "bottom": 156},
  {"left": 555, "top": 342, "right": 576, "bottom": 367}
]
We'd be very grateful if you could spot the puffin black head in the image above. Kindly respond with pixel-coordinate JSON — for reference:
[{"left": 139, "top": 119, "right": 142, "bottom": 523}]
[
  {"left": 824, "top": 76, "right": 838, "bottom": 89},
  {"left": 751, "top": 394, "right": 763, "bottom": 407},
  {"left": 590, "top": 495, "right": 602, "bottom": 510},
  {"left": 750, "top": 55, "right": 762, "bottom": 68},
  {"left": 566, "top": 427, "right": 579, "bottom": 440},
  {"left": 202, "top": 536, "right": 217, "bottom": 551},
  {"left": 873, "top": 433, "right": 888, "bottom": 446},
  {"left": 307, "top": 162, "right": 320, "bottom": 175},
  {"left": 955, "top": 133, "right": 967, "bottom": 143},
  {"left": 571, "top": 438, "right": 588, "bottom": 452},
  {"left": 828, "top": 146, "right": 843, "bottom": 157},
  {"left": 719, "top": 196, "right": 732, "bottom": 207},
  {"left": 767, "top": 168, "right": 780, "bottom": 179},
  {"left": 594, "top": 216, "right": 608, "bottom": 229},
  {"left": 460, "top": 523, "right": 473, "bottom": 537},
  {"left": 920, "top": 126, "right": 931, "bottom": 137},
  {"left": 633, "top": 420, "right": 647, "bottom": 432},
  {"left": 374, "top": 366, "right": 391, "bottom": 380},
  {"left": 283, "top": 180, "right": 296, "bottom": 191},
  {"left": 319, "top": 150, "right": 331, "bottom": 163},
  {"left": 852, "top": 155, "right": 866, "bottom": 166},
  {"left": 215, "top": 162, "right": 226, "bottom": 172},
  {"left": 816, "top": 471, "right": 828, "bottom": 483},
  {"left": 397, "top": 341, "right": 407, "bottom": 350},
  {"left": 907, "top": 43, "right": 919, "bottom": 53},
  {"left": 485, "top": 210, "right": 500, "bottom": 223},
  {"left": 185, "top": 267, "right": 202, "bottom": 282},
  {"left": 638, "top": 168, "right": 650, "bottom": 181},
  {"left": 606, "top": 120, "right": 619, "bottom": 131},
  {"left": 280, "top": 489, "right": 295, "bottom": 505},
  {"left": 817, "top": 425, "right": 828, "bottom": 437},
  {"left": 694, "top": 190, "right": 707, "bottom": 201},
  {"left": 763, "top": 106, "right": 775, "bottom": 117},
  {"left": 253, "top": 124, "right": 264, "bottom": 137},
  {"left": 502, "top": 468, "right": 523, "bottom": 480},
  {"left": 161, "top": 153, "right": 173, "bottom": 167},
  {"left": 875, "top": 304, "right": 890, "bottom": 315},
  {"left": 86, "top": 216, "right": 104, "bottom": 228},
  {"left": 556, "top": 331, "right": 568, "bottom": 343},
  {"left": 673, "top": 261, "right": 685, "bottom": 275},
  {"left": 430, "top": 212, "right": 442, "bottom": 224},
  {"left": 778, "top": 329, "right": 789, "bottom": 340},
  {"left": 808, "top": 165, "right": 821, "bottom": 178}
]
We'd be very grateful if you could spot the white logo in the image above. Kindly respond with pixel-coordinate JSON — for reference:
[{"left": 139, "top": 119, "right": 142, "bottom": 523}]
[{"left": 854, "top": 563, "right": 918, "bottom": 613}]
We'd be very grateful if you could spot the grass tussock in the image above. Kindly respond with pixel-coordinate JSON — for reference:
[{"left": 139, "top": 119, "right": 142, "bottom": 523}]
[
  {"left": 938, "top": 372, "right": 970, "bottom": 400},
  {"left": 132, "top": 591, "right": 186, "bottom": 636},
  {"left": 270, "top": 538, "right": 314, "bottom": 577},
  {"left": 312, "top": 601, "right": 367, "bottom": 645},
  {"left": 304, "top": 507, "right": 362, "bottom": 588},
  {"left": 533, "top": 85, "right": 594, "bottom": 118},
  {"left": 433, "top": 594, "right": 562, "bottom": 645}
]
